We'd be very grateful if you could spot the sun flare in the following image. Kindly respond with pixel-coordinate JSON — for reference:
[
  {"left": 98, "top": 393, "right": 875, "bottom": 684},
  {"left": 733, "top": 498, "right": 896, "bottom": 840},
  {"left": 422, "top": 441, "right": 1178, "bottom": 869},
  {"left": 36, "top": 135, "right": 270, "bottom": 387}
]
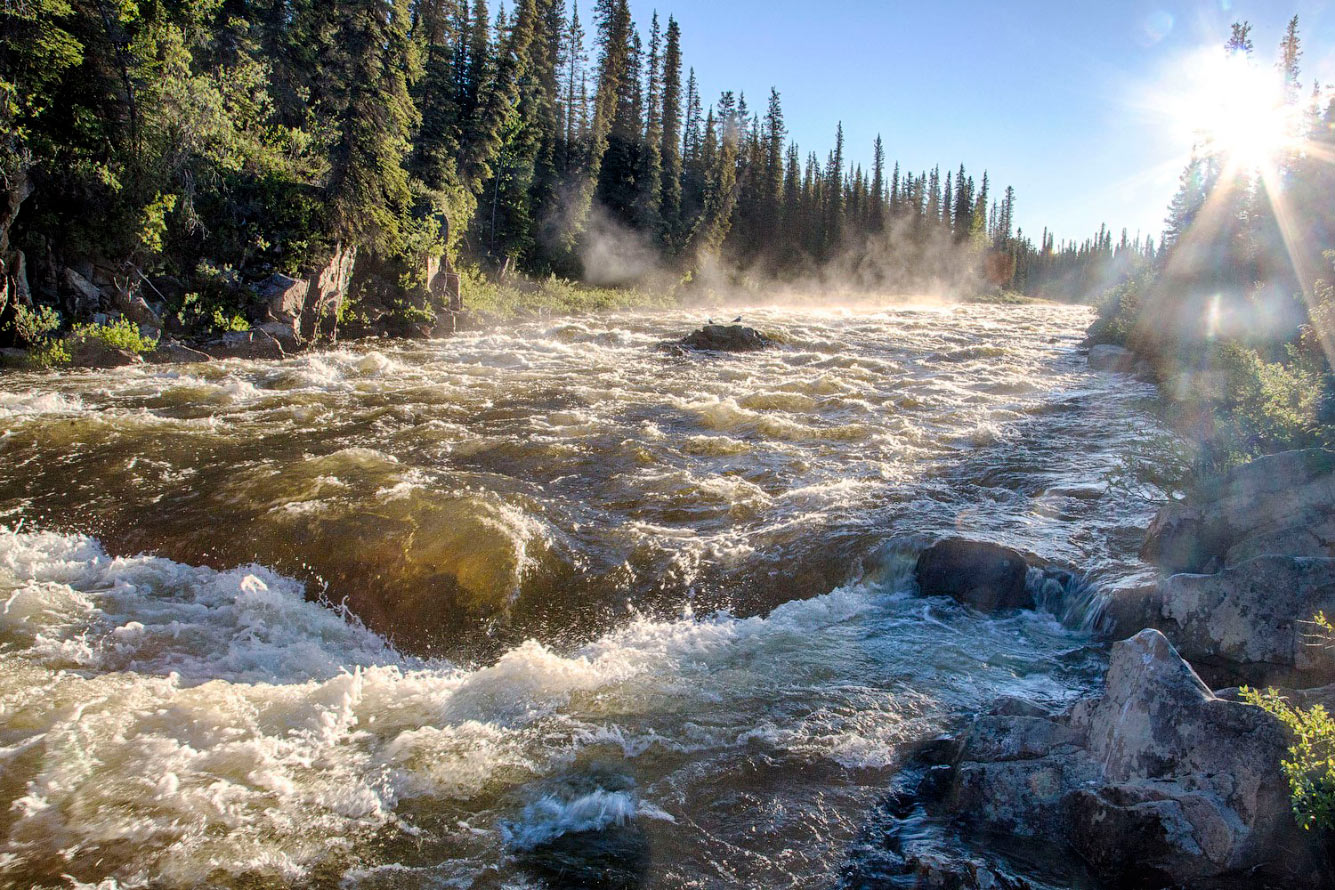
[{"left": 1181, "top": 50, "right": 1298, "bottom": 170}]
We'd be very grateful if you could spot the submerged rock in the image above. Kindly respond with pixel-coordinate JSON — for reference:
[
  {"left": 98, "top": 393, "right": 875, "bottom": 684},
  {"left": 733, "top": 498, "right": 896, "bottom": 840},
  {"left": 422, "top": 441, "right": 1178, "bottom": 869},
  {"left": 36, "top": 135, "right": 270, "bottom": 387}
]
[
  {"left": 915, "top": 538, "right": 1033, "bottom": 612},
  {"left": 936, "top": 630, "right": 1330, "bottom": 888},
  {"left": 1142, "top": 448, "right": 1335, "bottom": 573},
  {"left": 678, "top": 324, "right": 771, "bottom": 352}
]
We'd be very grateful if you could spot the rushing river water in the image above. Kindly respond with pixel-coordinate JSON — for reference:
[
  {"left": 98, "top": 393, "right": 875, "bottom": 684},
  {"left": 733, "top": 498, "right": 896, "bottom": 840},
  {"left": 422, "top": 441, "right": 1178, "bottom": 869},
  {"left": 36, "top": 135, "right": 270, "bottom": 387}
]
[{"left": 0, "top": 303, "right": 1163, "bottom": 889}]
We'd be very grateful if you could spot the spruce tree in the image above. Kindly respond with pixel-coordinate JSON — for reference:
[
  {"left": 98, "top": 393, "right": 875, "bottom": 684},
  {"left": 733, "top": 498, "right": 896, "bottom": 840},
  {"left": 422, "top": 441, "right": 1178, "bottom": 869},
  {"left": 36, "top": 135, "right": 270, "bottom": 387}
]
[{"left": 658, "top": 16, "right": 683, "bottom": 245}]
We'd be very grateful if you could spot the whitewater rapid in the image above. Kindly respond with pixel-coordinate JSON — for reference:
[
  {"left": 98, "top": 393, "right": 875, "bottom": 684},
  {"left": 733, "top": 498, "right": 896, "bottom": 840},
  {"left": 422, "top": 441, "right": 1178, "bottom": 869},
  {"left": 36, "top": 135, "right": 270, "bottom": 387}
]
[{"left": 0, "top": 303, "right": 1162, "bottom": 888}]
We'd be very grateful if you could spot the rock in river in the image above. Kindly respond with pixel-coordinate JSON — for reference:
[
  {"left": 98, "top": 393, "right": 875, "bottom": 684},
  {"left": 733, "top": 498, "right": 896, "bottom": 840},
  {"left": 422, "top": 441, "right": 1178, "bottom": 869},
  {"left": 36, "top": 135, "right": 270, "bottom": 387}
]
[
  {"left": 915, "top": 538, "right": 1034, "bottom": 612},
  {"left": 678, "top": 324, "right": 772, "bottom": 352}
]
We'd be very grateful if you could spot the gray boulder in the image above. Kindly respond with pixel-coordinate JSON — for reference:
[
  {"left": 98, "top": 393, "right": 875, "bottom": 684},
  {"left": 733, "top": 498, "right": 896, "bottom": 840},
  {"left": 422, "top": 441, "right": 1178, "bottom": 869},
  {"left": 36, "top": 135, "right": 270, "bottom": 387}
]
[
  {"left": 679, "top": 324, "right": 771, "bottom": 353},
  {"left": 63, "top": 267, "right": 104, "bottom": 314},
  {"left": 942, "top": 630, "right": 1328, "bottom": 888},
  {"left": 915, "top": 538, "right": 1033, "bottom": 612},
  {"left": 113, "top": 289, "right": 162, "bottom": 329},
  {"left": 1152, "top": 556, "right": 1335, "bottom": 688},
  {"left": 257, "top": 272, "right": 308, "bottom": 324},
  {"left": 1142, "top": 449, "right": 1335, "bottom": 573}
]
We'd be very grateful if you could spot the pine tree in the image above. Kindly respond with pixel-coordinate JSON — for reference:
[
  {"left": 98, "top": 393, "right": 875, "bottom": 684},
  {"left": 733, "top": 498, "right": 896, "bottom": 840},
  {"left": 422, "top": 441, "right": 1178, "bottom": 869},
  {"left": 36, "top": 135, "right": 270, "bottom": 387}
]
[
  {"left": 868, "top": 135, "right": 885, "bottom": 232},
  {"left": 327, "top": 0, "right": 420, "bottom": 253},
  {"left": 658, "top": 15, "right": 683, "bottom": 245},
  {"left": 824, "top": 121, "right": 844, "bottom": 256}
]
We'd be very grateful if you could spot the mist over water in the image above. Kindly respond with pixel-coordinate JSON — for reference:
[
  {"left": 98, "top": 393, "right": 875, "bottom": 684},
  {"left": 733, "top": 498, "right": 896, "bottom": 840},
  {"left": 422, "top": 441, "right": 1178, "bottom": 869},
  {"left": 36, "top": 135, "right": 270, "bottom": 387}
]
[{"left": 0, "top": 302, "right": 1162, "bottom": 888}]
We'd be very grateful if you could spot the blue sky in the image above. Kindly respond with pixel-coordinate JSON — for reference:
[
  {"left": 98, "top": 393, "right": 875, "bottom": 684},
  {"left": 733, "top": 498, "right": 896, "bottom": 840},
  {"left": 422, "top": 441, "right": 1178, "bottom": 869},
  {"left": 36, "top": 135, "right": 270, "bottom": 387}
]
[{"left": 624, "top": 0, "right": 1335, "bottom": 247}]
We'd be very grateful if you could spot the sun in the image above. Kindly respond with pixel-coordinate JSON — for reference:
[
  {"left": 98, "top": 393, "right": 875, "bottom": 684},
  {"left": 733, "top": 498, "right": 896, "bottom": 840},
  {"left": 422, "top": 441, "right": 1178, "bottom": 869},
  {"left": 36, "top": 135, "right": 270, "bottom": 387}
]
[{"left": 1185, "top": 50, "right": 1298, "bottom": 171}]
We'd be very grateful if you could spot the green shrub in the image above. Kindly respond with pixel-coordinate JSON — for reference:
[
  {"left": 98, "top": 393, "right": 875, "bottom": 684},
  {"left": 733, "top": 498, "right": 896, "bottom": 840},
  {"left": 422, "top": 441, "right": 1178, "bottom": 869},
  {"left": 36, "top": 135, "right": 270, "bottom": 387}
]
[
  {"left": 12, "top": 304, "right": 62, "bottom": 344},
  {"left": 1207, "top": 341, "right": 1327, "bottom": 458},
  {"left": 68, "top": 317, "right": 159, "bottom": 354},
  {"left": 1087, "top": 272, "right": 1147, "bottom": 347},
  {"left": 1245, "top": 618, "right": 1335, "bottom": 832}
]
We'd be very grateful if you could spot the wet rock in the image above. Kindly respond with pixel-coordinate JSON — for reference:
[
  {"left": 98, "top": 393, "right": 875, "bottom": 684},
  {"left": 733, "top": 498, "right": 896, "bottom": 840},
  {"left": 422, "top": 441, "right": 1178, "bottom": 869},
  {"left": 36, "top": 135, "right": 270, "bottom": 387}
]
[
  {"left": 198, "top": 329, "right": 286, "bottom": 361},
  {"left": 69, "top": 338, "right": 143, "bottom": 369},
  {"left": 938, "top": 630, "right": 1330, "bottom": 888},
  {"left": 1151, "top": 556, "right": 1335, "bottom": 688},
  {"left": 146, "top": 340, "right": 211, "bottom": 365},
  {"left": 1141, "top": 449, "right": 1335, "bottom": 573},
  {"left": 915, "top": 539, "right": 1033, "bottom": 612},
  {"left": 678, "top": 324, "right": 771, "bottom": 352}
]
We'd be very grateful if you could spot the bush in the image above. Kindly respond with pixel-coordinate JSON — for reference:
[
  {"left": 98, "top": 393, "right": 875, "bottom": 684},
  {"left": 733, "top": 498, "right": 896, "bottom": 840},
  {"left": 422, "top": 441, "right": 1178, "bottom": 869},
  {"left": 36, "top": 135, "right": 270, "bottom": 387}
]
[
  {"left": 1087, "top": 272, "right": 1147, "bottom": 347},
  {"left": 1207, "top": 341, "right": 1328, "bottom": 459},
  {"left": 67, "top": 318, "right": 159, "bottom": 355},
  {"left": 1245, "top": 616, "right": 1335, "bottom": 832}
]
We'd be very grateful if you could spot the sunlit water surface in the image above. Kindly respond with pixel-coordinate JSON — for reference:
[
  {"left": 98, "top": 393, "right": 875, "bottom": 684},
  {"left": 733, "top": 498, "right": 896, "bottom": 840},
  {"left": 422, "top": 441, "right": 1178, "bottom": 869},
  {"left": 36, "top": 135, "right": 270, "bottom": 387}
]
[{"left": 0, "top": 304, "right": 1161, "bottom": 888}]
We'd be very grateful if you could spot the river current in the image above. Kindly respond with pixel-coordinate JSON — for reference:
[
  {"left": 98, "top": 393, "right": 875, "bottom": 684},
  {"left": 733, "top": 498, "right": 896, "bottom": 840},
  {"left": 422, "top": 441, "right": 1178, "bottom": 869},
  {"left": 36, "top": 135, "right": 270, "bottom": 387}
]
[{"left": 0, "top": 303, "right": 1161, "bottom": 888}]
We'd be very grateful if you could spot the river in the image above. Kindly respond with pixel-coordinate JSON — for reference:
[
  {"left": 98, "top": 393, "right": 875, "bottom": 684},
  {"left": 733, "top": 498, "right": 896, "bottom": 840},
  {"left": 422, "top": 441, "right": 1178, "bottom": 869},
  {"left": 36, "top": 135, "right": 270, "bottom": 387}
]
[{"left": 0, "top": 303, "right": 1162, "bottom": 888}]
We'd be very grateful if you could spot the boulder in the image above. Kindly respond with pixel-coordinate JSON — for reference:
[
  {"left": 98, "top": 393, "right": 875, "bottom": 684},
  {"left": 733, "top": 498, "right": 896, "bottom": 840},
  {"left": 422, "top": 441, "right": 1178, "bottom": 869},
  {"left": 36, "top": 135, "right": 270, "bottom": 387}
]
[
  {"left": 1142, "top": 449, "right": 1335, "bottom": 573},
  {"left": 1152, "top": 556, "right": 1335, "bottom": 688},
  {"left": 254, "top": 319, "right": 302, "bottom": 352},
  {"left": 198, "top": 329, "right": 286, "bottom": 361},
  {"left": 256, "top": 272, "right": 309, "bottom": 325},
  {"left": 915, "top": 538, "right": 1033, "bottom": 612},
  {"left": 939, "top": 630, "right": 1329, "bottom": 888},
  {"left": 146, "top": 340, "right": 211, "bottom": 365},
  {"left": 69, "top": 338, "right": 143, "bottom": 369},
  {"left": 678, "top": 324, "right": 771, "bottom": 353}
]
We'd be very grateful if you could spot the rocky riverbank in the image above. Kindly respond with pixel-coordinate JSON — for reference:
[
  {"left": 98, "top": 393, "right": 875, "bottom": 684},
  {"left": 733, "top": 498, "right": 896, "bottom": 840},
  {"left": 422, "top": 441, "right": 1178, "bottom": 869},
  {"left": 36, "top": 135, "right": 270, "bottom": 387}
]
[{"left": 847, "top": 347, "right": 1335, "bottom": 888}]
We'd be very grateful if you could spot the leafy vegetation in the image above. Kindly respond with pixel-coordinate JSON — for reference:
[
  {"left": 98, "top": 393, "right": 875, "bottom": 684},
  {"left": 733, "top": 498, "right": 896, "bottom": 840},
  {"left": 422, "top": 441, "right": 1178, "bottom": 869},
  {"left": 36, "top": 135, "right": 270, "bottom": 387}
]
[{"left": 1245, "top": 613, "right": 1335, "bottom": 833}]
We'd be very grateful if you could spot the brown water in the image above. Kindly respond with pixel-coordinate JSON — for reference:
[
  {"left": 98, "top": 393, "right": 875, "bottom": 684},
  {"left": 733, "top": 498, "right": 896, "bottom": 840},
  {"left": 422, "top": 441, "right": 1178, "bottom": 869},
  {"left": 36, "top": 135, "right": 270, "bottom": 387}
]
[{"left": 0, "top": 303, "right": 1161, "bottom": 889}]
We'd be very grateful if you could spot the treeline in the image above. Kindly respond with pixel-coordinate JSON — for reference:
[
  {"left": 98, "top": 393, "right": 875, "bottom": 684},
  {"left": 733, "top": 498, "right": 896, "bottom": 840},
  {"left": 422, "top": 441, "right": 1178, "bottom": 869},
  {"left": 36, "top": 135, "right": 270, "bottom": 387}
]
[
  {"left": 1092, "top": 16, "right": 1335, "bottom": 466},
  {"left": 1, "top": 0, "right": 1123, "bottom": 344}
]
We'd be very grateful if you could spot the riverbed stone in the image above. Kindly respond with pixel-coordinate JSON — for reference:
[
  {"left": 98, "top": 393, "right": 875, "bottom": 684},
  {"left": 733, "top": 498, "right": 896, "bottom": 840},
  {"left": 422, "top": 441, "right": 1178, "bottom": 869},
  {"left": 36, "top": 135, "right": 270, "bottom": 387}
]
[
  {"left": 679, "top": 324, "right": 771, "bottom": 352},
  {"left": 937, "top": 630, "right": 1329, "bottom": 888},
  {"left": 915, "top": 539, "right": 1033, "bottom": 612}
]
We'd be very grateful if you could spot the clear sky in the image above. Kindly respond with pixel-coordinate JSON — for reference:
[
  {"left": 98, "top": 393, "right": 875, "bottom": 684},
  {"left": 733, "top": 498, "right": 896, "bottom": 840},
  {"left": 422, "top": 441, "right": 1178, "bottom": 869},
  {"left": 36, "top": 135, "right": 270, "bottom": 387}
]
[{"left": 623, "top": 0, "right": 1335, "bottom": 247}]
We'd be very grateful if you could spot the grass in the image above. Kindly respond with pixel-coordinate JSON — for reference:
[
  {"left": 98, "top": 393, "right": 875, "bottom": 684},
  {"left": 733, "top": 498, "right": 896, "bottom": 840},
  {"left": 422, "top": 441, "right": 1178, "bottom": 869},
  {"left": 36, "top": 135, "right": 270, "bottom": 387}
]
[{"left": 459, "top": 267, "right": 680, "bottom": 321}]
